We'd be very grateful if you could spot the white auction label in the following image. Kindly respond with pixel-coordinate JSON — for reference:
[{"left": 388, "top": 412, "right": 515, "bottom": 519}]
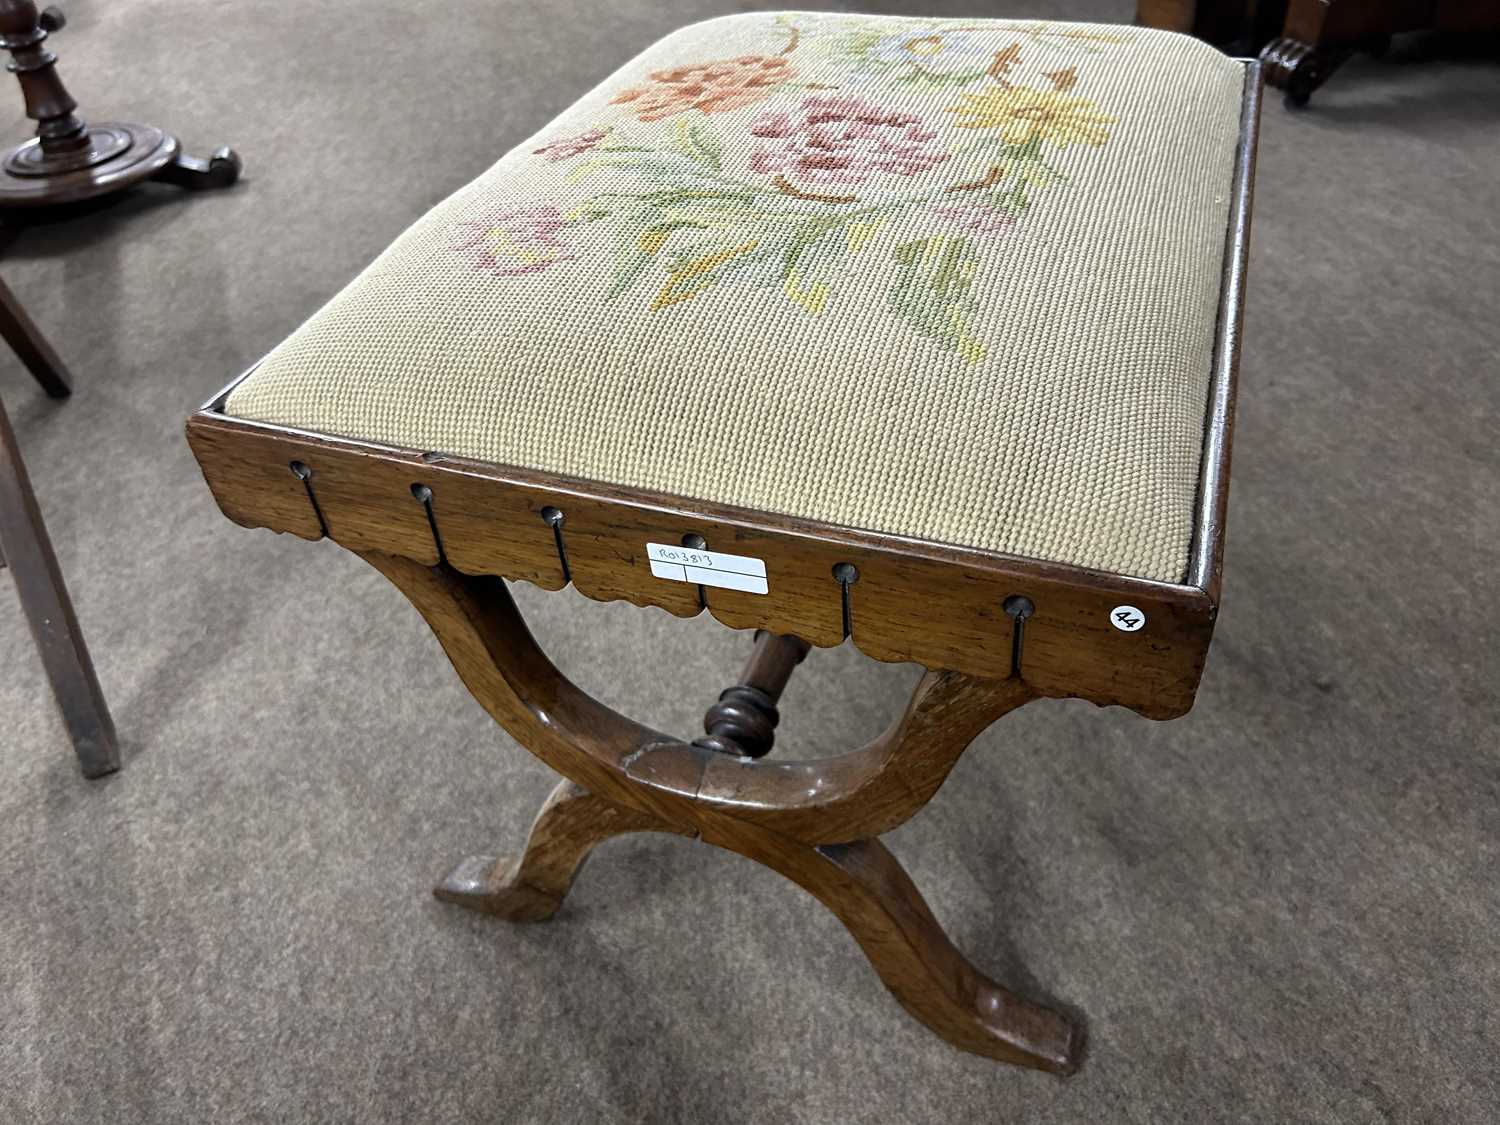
[
  {"left": 1110, "top": 605, "right": 1146, "bottom": 632},
  {"left": 646, "top": 543, "right": 769, "bottom": 595}
]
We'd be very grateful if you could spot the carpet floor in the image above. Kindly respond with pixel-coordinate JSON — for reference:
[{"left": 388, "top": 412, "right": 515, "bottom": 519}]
[{"left": 1, "top": 2, "right": 1496, "bottom": 1122}]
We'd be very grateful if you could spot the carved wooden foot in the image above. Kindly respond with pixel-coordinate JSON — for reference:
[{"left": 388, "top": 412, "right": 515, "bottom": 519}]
[
  {"left": 1260, "top": 37, "right": 1353, "bottom": 106},
  {"left": 151, "top": 146, "right": 243, "bottom": 191},
  {"left": 434, "top": 778, "right": 692, "bottom": 921},
  {"left": 709, "top": 825, "right": 1080, "bottom": 1072},
  {"left": 363, "top": 550, "right": 1080, "bottom": 1072}
]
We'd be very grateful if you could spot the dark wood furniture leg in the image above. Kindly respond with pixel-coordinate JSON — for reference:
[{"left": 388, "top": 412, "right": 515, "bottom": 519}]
[
  {"left": 0, "top": 0, "right": 241, "bottom": 208},
  {"left": 1259, "top": 35, "right": 1356, "bottom": 106},
  {"left": 1135, "top": 0, "right": 1288, "bottom": 53},
  {"left": 1135, "top": 0, "right": 1351, "bottom": 104},
  {"left": 1258, "top": 0, "right": 1394, "bottom": 105},
  {"left": 1257, "top": 0, "right": 1500, "bottom": 106},
  {"left": 365, "top": 550, "right": 1079, "bottom": 1073},
  {"left": 0, "top": 273, "right": 69, "bottom": 397},
  {"left": 1141, "top": 0, "right": 1500, "bottom": 107},
  {"left": 0, "top": 390, "right": 117, "bottom": 776}
]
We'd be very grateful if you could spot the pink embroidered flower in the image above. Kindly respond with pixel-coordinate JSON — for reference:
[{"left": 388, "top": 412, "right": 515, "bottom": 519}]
[
  {"left": 533, "top": 127, "right": 608, "bottom": 162},
  {"left": 450, "top": 206, "right": 573, "bottom": 276},
  {"left": 748, "top": 95, "right": 951, "bottom": 187},
  {"left": 930, "top": 203, "right": 1015, "bottom": 234},
  {"left": 611, "top": 55, "right": 793, "bottom": 121}
]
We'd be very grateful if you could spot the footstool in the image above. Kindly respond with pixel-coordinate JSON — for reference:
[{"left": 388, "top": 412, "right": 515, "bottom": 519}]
[{"left": 188, "top": 13, "right": 1260, "bottom": 1074}]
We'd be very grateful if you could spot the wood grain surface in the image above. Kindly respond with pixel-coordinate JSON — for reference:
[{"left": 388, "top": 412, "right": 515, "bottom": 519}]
[{"left": 188, "top": 412, "right": 1219, "bottom": 718}]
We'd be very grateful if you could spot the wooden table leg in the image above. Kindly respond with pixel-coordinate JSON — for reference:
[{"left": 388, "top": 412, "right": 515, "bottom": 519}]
[
  {"left": 362, "top": 551, "right": 1080, "bottom": 1072},
  {"left": 0, "top": 275, "right": 71, "bottom": 398},
  {"left": 0, "top": 392, "right": 117, "bottom": 776}
]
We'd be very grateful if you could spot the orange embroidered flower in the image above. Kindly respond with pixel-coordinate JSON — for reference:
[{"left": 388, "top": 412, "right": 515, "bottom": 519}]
[{"left": 611, "top": 55, "right": 793, "bottom": 121}]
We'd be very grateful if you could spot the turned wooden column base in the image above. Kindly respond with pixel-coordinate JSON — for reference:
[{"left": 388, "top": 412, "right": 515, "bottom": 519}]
[
  {"left": 0, "top": 2, "right": 242, "bottom": 208},
  {"left": 364, "top": 551, "right": 1082, "bottom": 1074},
  {"left": 0, "top": 123, "right": 241, "bottom": 207}
]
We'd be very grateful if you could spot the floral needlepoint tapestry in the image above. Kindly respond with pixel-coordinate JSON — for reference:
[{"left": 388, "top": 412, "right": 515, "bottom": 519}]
[
  {"left": 449, "top": 16, "right": 1137, "bottom": 364},
  {"left": 228, "top": 14, "right": 1245, "bottom": 583}
]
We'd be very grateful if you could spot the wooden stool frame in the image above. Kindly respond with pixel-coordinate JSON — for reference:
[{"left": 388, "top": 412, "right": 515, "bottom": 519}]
[{"left": 187, "top": 66, "right": 1259, "bottom": 1073}]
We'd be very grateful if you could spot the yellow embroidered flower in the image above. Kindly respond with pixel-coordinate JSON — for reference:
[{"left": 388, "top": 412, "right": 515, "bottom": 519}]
[{"left": 946, "top": 87, "right": 1115, "bottom": 148}]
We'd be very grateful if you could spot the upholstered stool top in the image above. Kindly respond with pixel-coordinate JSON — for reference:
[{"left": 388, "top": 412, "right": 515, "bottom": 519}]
[{"left": 224, "top": 12, "right": 1247, "bottom": 584}]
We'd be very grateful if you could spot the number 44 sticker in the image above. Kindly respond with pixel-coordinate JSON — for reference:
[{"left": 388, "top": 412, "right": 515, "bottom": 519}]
[{"left": 1110, "top": 605, "right": 1146, "bottom": 632}]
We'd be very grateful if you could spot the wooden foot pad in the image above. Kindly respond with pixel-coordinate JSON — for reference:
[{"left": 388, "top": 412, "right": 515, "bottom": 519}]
[
  {"left": 434, "top": 779, "right": 692, "bottom": 922},
  {"left": 434, "top": 854, "right": 559, "bottom": 922}
]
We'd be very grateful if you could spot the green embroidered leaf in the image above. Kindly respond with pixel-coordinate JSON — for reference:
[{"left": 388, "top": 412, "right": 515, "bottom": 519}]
[
  {"left": 782, "top": 216, "right": 846, "bottom": 271},
  {"left": 890, "top": 236, "right": 987, "bottom": 363},
  {"left": 607, "top": 223, "right": 660, "bottom": 299},
  {"left": 603, "top": 205, "right": 709, "bottom": 299},
  {"left": 1009, "top": 135, "right": 1046, "bottom": 162},
  {"left": 670, "top": 118, "right": 724, "bottom": 172},
  {"left": 570, "top": 154, "right": 724, "bottom": 185},
  {"left": 891, "top": 65, "right": 994, "bottom": 90},
  {"left": 843, "top": 29, "right": 888, "bottom": 61},
  {"left": 1012, "top": 156, "right": 1065, "bottom": 189},
  {"left": 565, "top": 200, "right": 614, "bottom": 224},
  {"left": 652, "top": 190, "right": 760, "bottom": 223},
  {"left": 774, "top": 216, "right": 856, "bottom": 314},
  {"left": 602, "top": 237, "right": 653, "bottom": 298}
]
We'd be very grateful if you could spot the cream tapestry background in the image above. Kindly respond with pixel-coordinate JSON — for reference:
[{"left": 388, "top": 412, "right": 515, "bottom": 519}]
[{"left": 225, "top": 12, "right": 1246, "bottom": 583}]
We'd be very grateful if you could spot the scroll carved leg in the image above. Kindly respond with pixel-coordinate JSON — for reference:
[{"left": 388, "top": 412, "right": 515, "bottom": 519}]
[
  {"left": 363, "top": 552, "right": 1078, "bottom": 1071},
  {"left": 435, "top": 778, "right": 691, "bottom": 921},
  {"left": 701, "top": 821, "right": 1079, "bottom": 1074}
]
